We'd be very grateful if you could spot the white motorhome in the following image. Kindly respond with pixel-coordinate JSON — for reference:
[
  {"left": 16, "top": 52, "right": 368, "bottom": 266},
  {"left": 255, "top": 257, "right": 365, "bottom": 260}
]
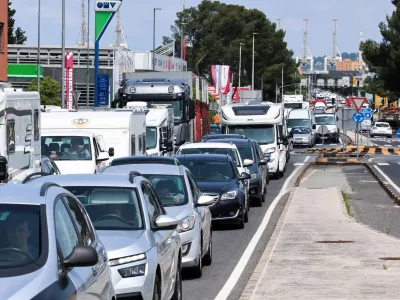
[
  {"left": 0, "top": 89, "right": 41, "bottom": 182},
  {"left": 124, "top": 102, "right": 174, "bottom": 156},
  {"left": 220, "top": 102, "right": 287, "bottom": 178},
  {"left": 41, "top": 110, "right": 147, "bottom": 162}
]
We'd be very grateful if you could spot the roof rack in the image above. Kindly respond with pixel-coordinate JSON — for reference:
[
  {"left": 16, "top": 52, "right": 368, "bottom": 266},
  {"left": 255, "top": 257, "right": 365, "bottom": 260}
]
[
  {"left": 40, "top": 182, "right": 61, "bottom": 196},
  {"left": 129, "top": 171, "right": 141, "bottom": 184},
  {"left": 22, "top": 172, "right": 50, "bottom": 184}
]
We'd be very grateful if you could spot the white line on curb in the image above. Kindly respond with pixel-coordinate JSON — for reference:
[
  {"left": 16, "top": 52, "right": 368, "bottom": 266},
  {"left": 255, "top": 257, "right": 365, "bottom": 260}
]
[
  {"left": 373, "top": 165, "right": 400, "bottom": 194},
  {"left": 214, "top": 165, "right": 303, "bottom": 300},
  {"left": 376, "top": 163, "right": 390, "bottom": 166}
]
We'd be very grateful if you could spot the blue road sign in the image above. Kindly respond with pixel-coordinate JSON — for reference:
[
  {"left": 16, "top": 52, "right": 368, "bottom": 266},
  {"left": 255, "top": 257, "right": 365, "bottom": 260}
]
[
  {"left": 361, "top": 107, "right": 372, "bottom": 114},
  {"left": 363, "top": 112, "right": 372, "bottom": 119},
  {"left": 352, "top": 112, "right": 364, "bottom": 123},
  {"left": 96, "top": 74, "right": 109, "bottom": 107},
  {"left": 396, "top": 129, "right": 400, "bottom": 139}
]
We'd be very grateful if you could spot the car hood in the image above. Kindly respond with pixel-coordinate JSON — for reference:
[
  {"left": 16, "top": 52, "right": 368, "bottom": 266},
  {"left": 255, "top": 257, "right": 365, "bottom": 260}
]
[
  {"left": 165, "top": 205, "right": 194, "bottom": 221},
  {"left": 1, "top": 267, "right": 52, "bottom": 299},
  {"left": 53, "top": 160, "right": 95, "bottom": 174},
  {"left": 97, "top": 230, "right": 153, "bottom": 260},
  {"left": 196, "top": 180, "right": 236, "bottom": 195},
  {"left": 293, "top": 134, "right": 311, "bottom": 139}
]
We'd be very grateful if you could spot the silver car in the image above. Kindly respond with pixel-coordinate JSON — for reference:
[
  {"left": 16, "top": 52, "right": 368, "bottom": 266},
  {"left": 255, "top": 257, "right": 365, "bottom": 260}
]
[
  {"left": 290, "top": 126, "right": 316, "bottom": 147},
  {"left": 102, "top": 163, "right": 214, "bottom": 278},
  {"left": 0, "top": 181, "right": 115, "bottom": 299},
  {"left": 27, "top": 173, "right": 183, "bottom": 300}
]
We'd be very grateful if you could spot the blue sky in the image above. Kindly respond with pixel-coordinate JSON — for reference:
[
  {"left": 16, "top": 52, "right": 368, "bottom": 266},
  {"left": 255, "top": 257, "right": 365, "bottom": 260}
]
[{"left": 11, "top": 0, "right": 395, "bottom": 56}]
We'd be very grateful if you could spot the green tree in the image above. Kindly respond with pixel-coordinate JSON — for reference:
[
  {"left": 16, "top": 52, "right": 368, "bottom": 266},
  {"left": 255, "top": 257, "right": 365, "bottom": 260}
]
[
  {"left": 8, "top": 1, "right": 27, "bottom": 44},
  {"left": 164, "top": 0, "right": 297, "bottom": 100},
  {"left": 361, "top": 0, "right": 400, "bottom": 94},
  {"left": 28, "top": 77, "right": 61, "bottom": 106}
]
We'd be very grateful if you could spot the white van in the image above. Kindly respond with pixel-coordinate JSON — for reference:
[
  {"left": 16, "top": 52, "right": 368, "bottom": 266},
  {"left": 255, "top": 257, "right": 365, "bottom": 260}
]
[
  {"left": 0, "top": 89, "right": 41, "bottom": 182},
  {"left": 287, "top": 109, "right": 312, "bottom": 133}
]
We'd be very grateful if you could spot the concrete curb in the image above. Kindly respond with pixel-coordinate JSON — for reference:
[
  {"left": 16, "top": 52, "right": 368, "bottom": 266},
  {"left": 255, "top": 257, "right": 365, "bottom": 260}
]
[
  {"left": 315, "top": 157, "right": 361, "bottom": 165},
  {"left": 307, "top": 146, "right": 400, "bottom": 156},
  {"left": 294, "top": 162, "right": 315, "bottom": 187}
]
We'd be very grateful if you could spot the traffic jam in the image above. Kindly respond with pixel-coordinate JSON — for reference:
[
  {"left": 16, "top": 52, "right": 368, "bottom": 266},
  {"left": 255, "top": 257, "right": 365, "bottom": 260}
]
[{"left": 0, "top": 76, "right": 355, "bottom": 299}]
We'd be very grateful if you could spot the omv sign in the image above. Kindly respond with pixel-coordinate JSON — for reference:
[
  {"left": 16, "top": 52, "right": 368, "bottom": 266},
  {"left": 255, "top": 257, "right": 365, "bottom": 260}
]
[{"left": 95, "top": 1, "right": 121, "bottom": 12}]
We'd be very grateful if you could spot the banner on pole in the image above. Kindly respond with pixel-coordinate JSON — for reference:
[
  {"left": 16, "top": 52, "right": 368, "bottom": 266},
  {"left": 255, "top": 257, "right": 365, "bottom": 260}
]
[
  {"left": 211, "top": 65, "right": 231, "bottom": 95},
  {"left": 113, "top": 50, "right": 135, "bottom": 99},
  {"left": 64, "top": 52, "right": 74, "bottom": 110}
]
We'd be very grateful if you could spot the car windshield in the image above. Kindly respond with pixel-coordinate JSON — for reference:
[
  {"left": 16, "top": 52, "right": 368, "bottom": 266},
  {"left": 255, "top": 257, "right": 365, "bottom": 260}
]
[
  {"left": 180, "top": 160, "right": 236, "bottom": 181},
  {"left": 146, "top": 127, "right": 157, "bottom": 150},
  {"left": 287, "top": 119, "right": 311, "bottom": 128},
  {"left": 41, "top": 136, "right": 92, "bottom": 161},
  {"left": 0, "top": 204, "right": 41, "bottom": 268},
  {"left": 63, "top": 187, "right": 143, "bottom": 230},
  {"left": 291, "top": 127, "right": 311, "bottom": 134},
  {"left": 376, "top": 123, "right": 390, "bottom": 128},
  {"left": 179, "top": 148, "right": 241, "bottom": 167},
  {"left": 314, "top": 116, "right": 336, "bottom": 125},
  {"left": 142, "top": 175, "right": 188, "bottom": 207},
  {"left": 145, "top": 100, "right": 182, "bottom": 121},
  {"left": 210, "top": 126, "right": 221, "bottom": 134},
  {"left": 237, "top": 145, "right": 255, "bottom": 162},
  {"left": 229, "top": 125, "right": 275, "bottom": 144}
]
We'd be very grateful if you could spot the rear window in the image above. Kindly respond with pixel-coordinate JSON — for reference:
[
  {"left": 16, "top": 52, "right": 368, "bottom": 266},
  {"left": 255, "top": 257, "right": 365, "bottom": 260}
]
[
  {"left": 179, "top": 148, "right": 240, "bottom": 167},
  {"left": 180, "top": 160, "right": 236, "bottom": 181},
  {"left": 376, "top": 123, "right": 390, "bottom": 128}
]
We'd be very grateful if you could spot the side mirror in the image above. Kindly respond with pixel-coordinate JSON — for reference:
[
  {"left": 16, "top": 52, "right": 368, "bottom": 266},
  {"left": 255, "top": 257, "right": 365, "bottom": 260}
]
[
  {"left": 0, "top": 156, "right": 8, "bottom": 182},
  {"left": 162, "top": 141, "right": 174, "bottom": 152},
  {"left": 108, "top": 147, "right": 115, "bottom": 157},
  {"left": 264, "top": 156, "right": 271, "bottom": 163},
  {"left": 96, "top": 152, "right": 109, "bottom": 163},
  {"left": 336, "top": 116, "right": 339, "bottom": 122},
  {"left": 312, "top": 124, "right": 316, "bottom": 130},
  {"left": 63, "top": 245, "right": 98, "bottom": 268},
  {"left": 259, "top": 159, "right": 268, "bottom": 166},
  {"left": 239, "top": 172, "right": 251, "bottom": 181},
  {"left": 243, "top": 159, "right": 254, "bottom": 167},
  {"left": 197, "top": 195, "right": 215, "bottom": 206},
  {"left": 289, "top": 131, "right": 293, "bottom": 138},
  {"left": 282, "top": 137, "right": 289, "bottom": 146},
  {"left": 155, "top": 215, "right": 179, "bottom": 231}
]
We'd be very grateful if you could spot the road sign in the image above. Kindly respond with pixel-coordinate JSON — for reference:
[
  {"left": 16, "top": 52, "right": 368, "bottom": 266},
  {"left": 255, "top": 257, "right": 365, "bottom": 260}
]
[
  {"left": 352, "top": 112, "right": 364, "bottom": 123},
  {"left": 96, "top": 74, "right": 109, "bottom": 107},
  {"left": 363, "top": 112, "right": 372, "bottom": 119},
  {"left": 351, "top": 97, "right": 367, "bottom": 111},
  {"left": 361, "top": 107, "right": 372, "bottom": 114},
  {"left": 396, "top": 129, "right": 400, "bottom": 138}
]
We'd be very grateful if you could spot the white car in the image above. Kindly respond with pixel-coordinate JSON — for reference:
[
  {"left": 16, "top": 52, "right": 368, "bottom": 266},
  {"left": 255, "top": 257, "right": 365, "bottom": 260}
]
[{"left": 370, "top": 122, "right": 392, "bottom": 138}]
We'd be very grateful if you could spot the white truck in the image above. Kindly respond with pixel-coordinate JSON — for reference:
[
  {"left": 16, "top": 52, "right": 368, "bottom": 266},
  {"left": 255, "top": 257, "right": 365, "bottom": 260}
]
[
  {"left": 123, "top": 102, "right": 175, "bottom": 156},
  {"left": 282, "top": 94, "right": 308, "bottom": 117},
  {"left": 220, "top": 102, "right": 288, "bottom": 179},
  {"left": 0, "top": 88, "right": 41, "bottom": 182}
]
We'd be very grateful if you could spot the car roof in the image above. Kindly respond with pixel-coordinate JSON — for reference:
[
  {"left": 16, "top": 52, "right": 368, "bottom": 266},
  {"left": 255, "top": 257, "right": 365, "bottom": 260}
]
[
  {"left": 202, "top": 134, "right": 247, "bottom": 140},
  {"left": 104, "top": 164, "right": 183, "bottom": 176},
  {"left": 204, "top": 138, "right": 255, "bottom": 145},
  {"left": 25, "top": 173, "right": 144, "bottom": 188},
  {"left": 0, "top": 184, "right": 46, "bottom": 205},
  {"left": 180, "top": 142, "right": 237, "bottom": 149},
  {"left": 375, "top": 121, "right": 389, "bottom": 124},
  {"left": 111, "top": 156, "right": 180, "bottom": 166},
  {"left": 175, "top": 154, "right": 232, "bottom": 162}
]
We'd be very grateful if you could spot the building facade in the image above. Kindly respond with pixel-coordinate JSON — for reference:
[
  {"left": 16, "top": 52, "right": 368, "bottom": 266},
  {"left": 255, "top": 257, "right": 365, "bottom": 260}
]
[
  {"left": 336, "top": 59, "right": 365, "bottom": 72},
  {"left": 0, "top": 0, "right": 8, "bottom": 81}
]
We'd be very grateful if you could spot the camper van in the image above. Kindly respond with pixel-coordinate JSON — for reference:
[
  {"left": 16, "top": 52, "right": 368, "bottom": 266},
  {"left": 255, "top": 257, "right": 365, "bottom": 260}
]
[
  {"left": 41, "top": 110, "right": 147, "bottom": 162},
  {"left": 0, "top": 89, "right": 41, "bottom": 182},
  {"left": 287, "top": 109, "right": 313, "bottom": 133},
  {"left": 220, "top": 102, "right": 288, "bottom": 178}
]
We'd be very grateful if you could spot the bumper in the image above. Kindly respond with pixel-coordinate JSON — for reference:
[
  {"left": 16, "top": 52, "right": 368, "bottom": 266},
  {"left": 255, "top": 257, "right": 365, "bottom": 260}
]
[
  {"left": 180, "top": 228, "right": 201, "bottom": 268},
  {"left": 210, "top": 198, "right": 244, "bottom": 224},
  {"left": 293, "top": 139, "right": 312, "bottom": 145},
  {"left": 370, "top": 131, "right": 391, "bottom": 136},
  {"left": 317, "top": 132, "right": 338, "bottom": 140}
]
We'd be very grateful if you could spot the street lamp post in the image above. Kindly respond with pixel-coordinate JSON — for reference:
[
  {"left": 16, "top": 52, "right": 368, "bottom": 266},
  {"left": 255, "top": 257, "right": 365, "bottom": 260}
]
[
  {"left": 86, "top": 0, "right": 90, "bottom": 106},
  {"left": 152, "top": 8, "right": 162, "bottom": 71},
  {"left": 238, "top": 43, "right": 245, "bottom": 89},
  {"left": 37, "top": 0, "right": 41, "bottom": 93},
  {"left": 251, "top": 33, "right": 258, "bottom": 92},
  {"left": 61, "top": 0, "right": 66, "bottom": 109}
]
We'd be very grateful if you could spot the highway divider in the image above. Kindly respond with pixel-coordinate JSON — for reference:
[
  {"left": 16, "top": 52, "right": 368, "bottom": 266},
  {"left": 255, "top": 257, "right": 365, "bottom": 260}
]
[{"left": 306, "top": 146, "right": 400, "bottom": 156}]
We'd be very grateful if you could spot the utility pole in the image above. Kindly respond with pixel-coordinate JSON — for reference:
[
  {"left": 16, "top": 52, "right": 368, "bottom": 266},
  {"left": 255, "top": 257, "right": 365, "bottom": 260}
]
[
  {"left": 37, "top": 0, "right": 41, "bottom": 93},
  {"left": 252, "top": 33, "right": 258, "bottom": 99},
  {"left": 238, "top": 43, "right": 244, "bottom": 89},
  {"left": 281, "top": 65, "right": 284, "bottom": 102},
  {"left": 86, "top": 0, "right": 90, "bottom": 106},
  {"left": 61, "top": 0, "right": 66, "bottom": 109},
  {"left": 153, "top": 8, "right": 162, "bottom": 71}
]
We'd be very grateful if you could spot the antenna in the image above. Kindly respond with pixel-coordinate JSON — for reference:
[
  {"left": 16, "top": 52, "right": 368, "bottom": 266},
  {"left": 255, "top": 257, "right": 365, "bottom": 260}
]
[
  {"left": 276, "top": 18, "right": 281, "bottom": 30},
  {"left": 332, "top": 19, "right": 338, "bottom": 58},
  {"left": 182, "top": 0, "right": 186, "bottom": 10},
  {"left": 303, "top": 19, "right": 309, "bottom": 61},
  {"left": 358, "top": 32, "right": 364, "bottom": 61},
  {"left": 76, "top": 0, "right": 88, "bottom": 46},
  {"left": 295, "top": 19, "right": 313, "bottom": 71},
  {"left": 112, "top": 10, "right": 128, "bottom": 49}
]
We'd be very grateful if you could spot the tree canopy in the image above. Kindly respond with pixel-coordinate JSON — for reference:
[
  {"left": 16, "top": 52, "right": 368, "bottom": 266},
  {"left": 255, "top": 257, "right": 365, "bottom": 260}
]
[
  {"left": 8, "top": 1, "right": 27, "bottom": 44},
  {"left": 361, "top": 0, "right": 400, "bottom": 96},
  {"left": 163, "top": 0, "right": 297, "bottom": 100},
  {"left": 28, "top": 77, "right": 61, "bottom": 106}
]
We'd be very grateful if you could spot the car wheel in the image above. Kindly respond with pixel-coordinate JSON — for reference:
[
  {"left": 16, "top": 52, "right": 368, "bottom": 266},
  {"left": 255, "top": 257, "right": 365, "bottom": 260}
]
[
  {"left": 203, "top": 233, "right": 212, "bottom": 266},
  {"left": 153, "top": 274, "right": 161, "bottom": 300},
  {"left": 279, "top": 165, "right": 285, "bottom": 178},
  {"left": 237, "top": 210, "right": 245, "bottom": 229},
  {"left": 244, "top": 202, "right": 249, "bottom": 223},
  {"left": 252, "top": 194, "right": 263, "bottom": 207},
  {"left": 273, "top": 164, "right": 280, "bottom": 180},
  {"left": 190, "top": 244, "right": 203, "bottom": 278},
  {"left": 262, "top": 186, "right": 266, "bottom": 202},
  {"left": 171, "top": 259, "right": 182, "bottom": 300}
]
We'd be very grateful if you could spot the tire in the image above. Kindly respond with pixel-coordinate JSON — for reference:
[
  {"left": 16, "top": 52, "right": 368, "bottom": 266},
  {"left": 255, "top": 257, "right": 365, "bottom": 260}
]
[
  {"left": 279, "top": 165, "right": 285, "bottom": 178},
  {"left": 237, "top": 210, "right": 245, "bottom": 229},
  {"left": 171, "top": 260, "right": 182, "bottom": 300},
  {"left": 203, "top": 233, "right": 212, "bottom": 266},
  {"left": 153, "top": 274, "right": 161, "bottom": 300},
  {"left": 262, "top": 186, "right": 266, "bottom": 202},
  {"left": 252, "top": 194, "right": 263, "bottom": 207},
  {"left": 273, "top": 164, "right": 280, "bottom": 180},
  {"left": 244, "top": 202, "right": 249, "bottom": 223},
  {"left": 190, "top": 243, "right": 203, "bottom": 278}
]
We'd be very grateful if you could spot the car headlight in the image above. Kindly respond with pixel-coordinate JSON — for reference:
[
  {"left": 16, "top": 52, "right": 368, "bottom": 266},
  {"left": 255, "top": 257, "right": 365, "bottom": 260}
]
[
  {"left": 264, "top": 147, "right": 276, "bottom": 154},
  {"left": 177, "top": 215, "right": 196, "bottom": 232},
  {"left": 221, "top": 190, "right": 237, "bottom": 200},
  {"left": 250, "top": 173, "right": 258, "bottom": 179},
  {"left": 118, "top": 263, "right": 146, "bottom": 278},
  {"left": 109, "top": 253, "right": 147, "bottom": 267}
]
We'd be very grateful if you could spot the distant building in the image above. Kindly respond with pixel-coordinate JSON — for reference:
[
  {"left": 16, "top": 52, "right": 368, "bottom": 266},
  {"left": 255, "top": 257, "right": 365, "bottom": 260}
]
[
  {"left": 336, "top": 59, "right": 365, "bottom": 72},
  {"left": 0, "top": 0, "right": 7, "bottom": 82}
]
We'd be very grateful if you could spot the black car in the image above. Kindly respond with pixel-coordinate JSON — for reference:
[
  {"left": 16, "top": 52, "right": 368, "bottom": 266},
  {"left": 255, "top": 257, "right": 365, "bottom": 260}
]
[
  {"left": 175, "top": 154, "right": 251, "bottom": 229},
  {"left": 109, "top": 156, "right": 180, "bottom": 166},
  {"left": 204, "top": 139, "right": 269, "bottom": 206},
  {"left": 201, "top": 134, "right": 247, "bottom": 141},
  {"left": 41, "top": 156, "right": 61, "bottom": 175}
]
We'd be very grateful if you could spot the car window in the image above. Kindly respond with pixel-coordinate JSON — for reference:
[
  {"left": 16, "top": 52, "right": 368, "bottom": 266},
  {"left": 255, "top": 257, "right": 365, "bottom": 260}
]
[
  {"left": 181, "top": 159, "right": 236, "bottom": 181},
  {"left": 141, "top": 183, "right": 162, "bottom": 227},
  {"left": 376, "top": 123, "right": 389, "bottom": 128},
  {"left": 50, "top": 160, "right": 61, "bottom": 174},
  {"left": 186, "top": 171, "right": 200, "bottom": 202},
  {"left": 237, "top": 145, "right": 255, "bottom": 162},
  {"left": 63, "top": 196, "right": 94, "bottom": 246},
  {"left": 179, "top": 147, "right": 241, "bottom": 167},
  {"left": 41, "top": 160, "right": 51, "bottom": 174},
  {"left": 54, "top": 199, "right": 80, "bottom": 259}
]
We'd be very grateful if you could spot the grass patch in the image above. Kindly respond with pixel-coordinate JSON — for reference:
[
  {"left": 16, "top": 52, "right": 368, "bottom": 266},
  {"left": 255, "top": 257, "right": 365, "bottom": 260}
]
[{"left": 341, "top": 191, "right": 352, "bottom": 216}]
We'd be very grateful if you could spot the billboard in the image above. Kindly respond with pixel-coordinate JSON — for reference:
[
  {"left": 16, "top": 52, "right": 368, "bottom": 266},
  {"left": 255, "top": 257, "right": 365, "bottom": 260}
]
[
  {"left": 64, "top": 52, "right": 74, "bottom": 110},
  {"left": 211, "top": 65, "right": 231, "bottom": 95},
  {"left": 153, "top": 53, "right": 187, "bottom": 72}
]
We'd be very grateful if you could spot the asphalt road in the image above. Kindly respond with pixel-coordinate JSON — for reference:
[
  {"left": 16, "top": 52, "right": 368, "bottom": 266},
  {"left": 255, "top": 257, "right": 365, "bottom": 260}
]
[
  {"left": 360, "top": 132, "right": 400, "bottom": 147},
  {"left": 367, "top": 156, "right": 400, "bottom": 195},
  {"left": 182, "top": 152, "right": 311, "bottom": 300}
]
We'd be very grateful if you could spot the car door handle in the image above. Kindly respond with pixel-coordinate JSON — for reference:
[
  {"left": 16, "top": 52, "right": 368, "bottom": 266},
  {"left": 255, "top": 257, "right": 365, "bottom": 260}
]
[{"left": 92, "top": 269, "right": 98, "bottom": 277}]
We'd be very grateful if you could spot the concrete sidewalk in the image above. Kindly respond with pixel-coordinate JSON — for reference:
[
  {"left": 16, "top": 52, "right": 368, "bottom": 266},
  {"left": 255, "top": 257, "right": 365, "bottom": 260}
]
[
  {"left": 346, "top": 130, "right": 375, "bottom": 146},
  {"left": 240, "top": 166, "right": 400, "bottom": 300}
]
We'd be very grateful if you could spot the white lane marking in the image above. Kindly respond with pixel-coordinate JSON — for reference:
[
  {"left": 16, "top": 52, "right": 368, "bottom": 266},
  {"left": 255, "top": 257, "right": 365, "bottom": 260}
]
[
  {"left": 303, "top": 156, "right": 310, "bottom": 163},
  {"left": 300, "top": 169, "right": 316, "bottom": 184},
  {"left": 376, "top": 163, "right": 390, "bottom": 166},
  {"left": 214, "top": 165, "right": 302, "bottom": 300},
  {"left": 294, "top": 163, "right": 304, "bottom": 166},
  {"left": 339, "top": 138, "right": 343, "bottom": 144},
  {"left": 316, "top": 144, "right": 322, "bottom": 146},
  {"left": 330, "top": 144, "right": 337, "bottom": 146},
  {"left": 373, "top": 165, "right": 400, "bottom": 195},
  {"left": 384, "top": 144, "right": 392, "bottom": 147}
]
